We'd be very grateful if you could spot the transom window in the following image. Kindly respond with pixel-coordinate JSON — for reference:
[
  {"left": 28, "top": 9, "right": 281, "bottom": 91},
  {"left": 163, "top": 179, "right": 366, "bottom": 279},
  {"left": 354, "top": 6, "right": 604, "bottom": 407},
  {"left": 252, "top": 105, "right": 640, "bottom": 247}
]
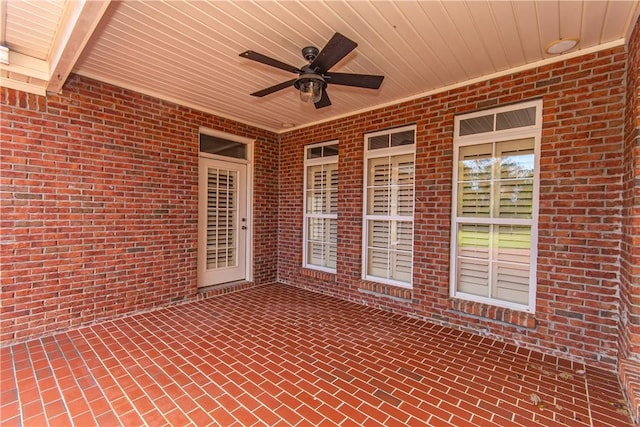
[
  {"left": 362, "top": 126, "right": 416, "bottom": 288},
  {"left": 451, "top": 100, "right": 542, "bottom": 312},
  {"left": 200, "top": 133, "right": 247, "bottom": 160},
  {"left": 303, "top": 141, "right": 338, "bottom": 272}
]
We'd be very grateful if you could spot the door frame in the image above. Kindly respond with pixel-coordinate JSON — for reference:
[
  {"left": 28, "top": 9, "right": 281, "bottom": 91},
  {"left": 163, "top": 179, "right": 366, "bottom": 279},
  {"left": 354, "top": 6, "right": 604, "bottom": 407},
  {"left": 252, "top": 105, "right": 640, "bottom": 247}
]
[{"left": 197, "top": 128, "right": 253, "bottom": 288}]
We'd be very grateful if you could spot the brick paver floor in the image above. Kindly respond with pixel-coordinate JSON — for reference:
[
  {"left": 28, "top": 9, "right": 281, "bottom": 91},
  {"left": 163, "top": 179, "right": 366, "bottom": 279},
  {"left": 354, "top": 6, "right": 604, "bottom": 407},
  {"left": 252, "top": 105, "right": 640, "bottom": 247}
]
[{"left": 0, "top": 283, "right": 633, "bottom": 426}]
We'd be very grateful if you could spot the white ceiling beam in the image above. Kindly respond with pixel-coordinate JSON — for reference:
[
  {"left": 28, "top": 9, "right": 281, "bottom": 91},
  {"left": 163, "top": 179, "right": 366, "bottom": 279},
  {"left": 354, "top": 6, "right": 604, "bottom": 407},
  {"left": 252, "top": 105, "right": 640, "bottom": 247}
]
[
  {"left": 46, "top": 0, "right": 111, "bottom": 93},
  {"left": 0, "top": 0, "right": 7, "bottom": 44},
  {"left": 0, "top": 51, "right": 48, "bottom": 80},
  {"left": 0, "top": 76, "right": 46, "bottom": 96}
]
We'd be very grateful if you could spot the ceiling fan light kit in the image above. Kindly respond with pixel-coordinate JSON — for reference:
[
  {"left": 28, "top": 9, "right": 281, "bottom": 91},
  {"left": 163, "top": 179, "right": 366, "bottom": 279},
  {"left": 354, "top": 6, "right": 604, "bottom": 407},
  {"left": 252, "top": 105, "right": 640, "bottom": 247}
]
[
  {"left": 294, "top": 74, "right": 326, "bottom": 103},
  {"left": 240, "top": 32, "right": 384, "bottom": 109}
]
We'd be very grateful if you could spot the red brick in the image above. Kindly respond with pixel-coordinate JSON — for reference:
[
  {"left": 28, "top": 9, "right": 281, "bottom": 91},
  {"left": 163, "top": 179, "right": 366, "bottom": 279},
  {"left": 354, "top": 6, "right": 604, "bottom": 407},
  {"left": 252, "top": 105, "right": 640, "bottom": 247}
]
[
  {"left": 1, "top": 20, "right": 640, "bottom": 380},
  {"left": 0, "top": 75, "right": 279, "bottom": 346}
]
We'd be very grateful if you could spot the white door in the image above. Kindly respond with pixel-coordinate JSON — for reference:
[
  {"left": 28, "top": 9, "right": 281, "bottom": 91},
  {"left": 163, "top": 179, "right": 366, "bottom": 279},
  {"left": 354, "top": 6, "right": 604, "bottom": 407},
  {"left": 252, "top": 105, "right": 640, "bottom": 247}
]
[{"left": 198, "top": 157, "right": 247, "bottom": 287}]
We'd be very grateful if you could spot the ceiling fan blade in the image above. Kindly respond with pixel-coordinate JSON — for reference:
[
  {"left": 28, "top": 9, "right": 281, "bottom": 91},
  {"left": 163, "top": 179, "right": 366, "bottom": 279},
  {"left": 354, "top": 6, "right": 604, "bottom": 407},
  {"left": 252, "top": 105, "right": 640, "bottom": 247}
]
[
  {"left": 309, "top": 32, "right": 357, "bottom": 73},
  {"left": 240, "top": 51, "right": 301, "bottom": 74},
  {"left": 314, "top": 90, "right": 331, "bottom": 109},
  {"left": 250, "top": 79, "right": 297, "bottom": 97},
  {"left": 325, "top": 72, "right": 384, "bottom": 89}
]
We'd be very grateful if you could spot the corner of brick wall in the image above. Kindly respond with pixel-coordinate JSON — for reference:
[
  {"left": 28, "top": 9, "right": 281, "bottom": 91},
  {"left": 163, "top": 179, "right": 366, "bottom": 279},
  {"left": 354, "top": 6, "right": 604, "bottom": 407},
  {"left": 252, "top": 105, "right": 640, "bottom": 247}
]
[
  {"left": 619, "top": 359, "right": 640, "bottom": 423},
  {"left": 616, "top": 14, "right": 640, "bottom": 425},
  {"left": 0, "top": 74, "right": 279, "bottom": 345}
]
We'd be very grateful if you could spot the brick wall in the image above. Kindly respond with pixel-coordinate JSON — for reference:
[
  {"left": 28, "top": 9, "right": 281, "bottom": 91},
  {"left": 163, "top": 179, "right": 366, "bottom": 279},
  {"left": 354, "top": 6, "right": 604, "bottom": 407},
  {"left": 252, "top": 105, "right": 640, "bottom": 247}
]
[
  {"left": 279, "top": 46, "right": 627, "bottom": 370},
  {"left": 620, "top": 13, "right": 640, "bottom": 362},
  {"left": 619, "top": 15, "right": 640, "bottom": 421},
  {"left": 0, "top": 75, "right": 279, "bottom": 344},
  {"left": 0, "top": 44, "right": 634, "bottom": 373}
]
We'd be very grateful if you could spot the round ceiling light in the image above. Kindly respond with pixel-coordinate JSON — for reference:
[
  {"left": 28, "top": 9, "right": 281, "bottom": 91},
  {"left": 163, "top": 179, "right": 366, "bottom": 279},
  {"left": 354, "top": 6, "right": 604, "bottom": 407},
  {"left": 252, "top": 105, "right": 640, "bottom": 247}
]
[{"left": 545, "top": 38, "right": 579, "bottom": 55}]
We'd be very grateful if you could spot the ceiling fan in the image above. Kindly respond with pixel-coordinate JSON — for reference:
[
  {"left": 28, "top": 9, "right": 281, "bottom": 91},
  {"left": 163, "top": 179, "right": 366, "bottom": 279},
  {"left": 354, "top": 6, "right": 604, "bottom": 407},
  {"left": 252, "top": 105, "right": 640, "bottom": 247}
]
[{"left": 239, "top": 32, "right": 384, "bottom": 109}]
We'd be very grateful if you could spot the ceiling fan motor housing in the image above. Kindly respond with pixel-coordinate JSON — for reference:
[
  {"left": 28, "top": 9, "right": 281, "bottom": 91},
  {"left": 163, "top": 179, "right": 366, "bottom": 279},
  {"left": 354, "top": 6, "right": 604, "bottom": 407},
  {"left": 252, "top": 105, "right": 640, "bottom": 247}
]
[{"left": 302, "top": 46, "right": 319, "bottom": 62}]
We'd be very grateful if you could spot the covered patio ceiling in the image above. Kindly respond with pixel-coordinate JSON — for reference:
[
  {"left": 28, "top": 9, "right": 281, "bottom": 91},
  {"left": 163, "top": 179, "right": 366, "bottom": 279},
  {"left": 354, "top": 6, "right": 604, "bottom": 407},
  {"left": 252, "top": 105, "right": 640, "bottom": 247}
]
[{"left": 1, "top": 0, "right": 638, "bottom": 132}]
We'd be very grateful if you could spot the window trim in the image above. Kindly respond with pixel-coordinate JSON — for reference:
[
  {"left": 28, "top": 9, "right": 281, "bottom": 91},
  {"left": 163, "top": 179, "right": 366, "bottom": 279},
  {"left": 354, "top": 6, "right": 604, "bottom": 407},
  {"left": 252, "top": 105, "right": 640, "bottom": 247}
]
[
  {"left": 450, "top": 99, "right": 542, "bottom": 313},
  {"left": 199, "top": 127, "right": 252, "bottom": 164},
  {"left": 362, "top": 125, "right": 417, "bottom": 289},
  {"left": 303, "top": 140, "right": 338, "bottom": 273}
]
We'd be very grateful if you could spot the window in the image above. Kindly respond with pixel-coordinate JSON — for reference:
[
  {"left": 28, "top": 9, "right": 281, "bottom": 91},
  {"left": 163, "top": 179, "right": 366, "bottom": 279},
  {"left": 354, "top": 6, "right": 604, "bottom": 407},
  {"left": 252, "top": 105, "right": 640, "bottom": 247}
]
[
  {"left": 451, "top": 100, "right": 542, "bottom": 312},
  {"left": 363, "top": 126, "right": 416, "bottom": 288},
  {"left": 303, "top": 141, "right": 338, "bottom": 272},
  {"left": 200, "top": 133, "right": 247, "bottom": 159}
]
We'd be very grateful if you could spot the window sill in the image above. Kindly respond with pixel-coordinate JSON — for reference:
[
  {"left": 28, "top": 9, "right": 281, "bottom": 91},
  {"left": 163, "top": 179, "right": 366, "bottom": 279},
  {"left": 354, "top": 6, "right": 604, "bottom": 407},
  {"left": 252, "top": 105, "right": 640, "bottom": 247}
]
[
  {"left": 197, "top": 281, "right": 257, "bottom": 299},
  {"left": 450, "top": 298, "right": 536, "bottom": 328},
  {"left": 300, "top": 268, "right": 336, "bottom": 282},
  {"left": 359, "top": 281, "right": 413, "bottom": 301}
]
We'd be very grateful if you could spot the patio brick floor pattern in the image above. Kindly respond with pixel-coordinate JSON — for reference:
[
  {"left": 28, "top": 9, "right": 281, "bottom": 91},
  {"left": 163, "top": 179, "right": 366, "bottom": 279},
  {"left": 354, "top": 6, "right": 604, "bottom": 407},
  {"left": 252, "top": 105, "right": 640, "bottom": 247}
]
[{"left": 0, "top": 283, "right": 633, "bottom": 426}]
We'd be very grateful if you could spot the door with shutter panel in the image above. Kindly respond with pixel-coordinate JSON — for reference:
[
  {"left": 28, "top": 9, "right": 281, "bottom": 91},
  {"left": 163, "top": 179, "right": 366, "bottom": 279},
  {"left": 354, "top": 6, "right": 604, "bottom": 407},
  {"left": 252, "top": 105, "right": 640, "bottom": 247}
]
[{"left": 198, "top": 157, "right": 247, "bottom": 287}]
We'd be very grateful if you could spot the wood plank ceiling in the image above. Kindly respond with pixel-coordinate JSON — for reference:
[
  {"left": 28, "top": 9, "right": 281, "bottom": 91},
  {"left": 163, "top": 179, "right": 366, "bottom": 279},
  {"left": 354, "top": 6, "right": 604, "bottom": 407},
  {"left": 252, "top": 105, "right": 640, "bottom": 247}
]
[{"left": 1, "top": 0, "right": 638, "bottom": 133}]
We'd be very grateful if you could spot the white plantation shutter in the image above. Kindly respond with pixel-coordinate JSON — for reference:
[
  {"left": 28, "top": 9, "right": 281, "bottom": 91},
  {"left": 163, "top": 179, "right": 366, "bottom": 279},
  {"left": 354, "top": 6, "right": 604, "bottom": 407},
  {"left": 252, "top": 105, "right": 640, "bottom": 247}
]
[
  {"left": 307, "top": 218, "right": 323, "bottom": 265},
  {"left": 397, "top": 159, "right": 414, "bottom": 216},
  {"left": 307, "top": 163, "right": 338, "bottom": 213},
  {"left": 363, "top": 126, "right": 415, "bottom": 287},
  {"left": 493, "top": 225, "right": 530, "bottom": 304},
  {"left": 496, "top": 139, "right": 534, "bottom": 219},
  {"left": 457, "top": 144, "right": 492, "bottom": 217},
  {"left": 392, "top": 221, "right": 413, "bottom": 282},
  {"left": 304, "top": 143, "right": 338, "bottom": 271},
  {"left": 367, "top": 220, "right": 390, "bottom": 277},
  {"left": 452, "top": 100, "right": 541, "bottom": 311},
  {"left": 207, "top": 168, "right": 237, "bottom": 269},
  {"left": 456, "top": 223, "right": 531, "bottom": 305},
  {"left": 329, "top": 167, "right": 338, "bottom": 214},
  {"left": 457, "top": 223, "right": 490, "bottom": 297},
  {"left": 306, "top": 217, "right": 337, "bottom": 268},
  {"left": 327, "top": 218, "right": 337, "bottom": 268},
  {"left": 368, "top": 159, "right": 391, "bottom": 215}
]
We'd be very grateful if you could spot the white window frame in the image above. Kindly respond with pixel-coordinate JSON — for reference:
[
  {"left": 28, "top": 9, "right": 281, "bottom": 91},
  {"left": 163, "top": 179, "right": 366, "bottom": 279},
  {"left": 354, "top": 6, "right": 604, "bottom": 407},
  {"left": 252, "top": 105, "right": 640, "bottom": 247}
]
[
  {"left": 362, "top": 125, "right": 416, "bottom": 288},
  {"left": 303, "top": 140, "right": 338, "bottom": 273},
  {"left": 450, "top": 100, "right": 542, "bottom": 312}
]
